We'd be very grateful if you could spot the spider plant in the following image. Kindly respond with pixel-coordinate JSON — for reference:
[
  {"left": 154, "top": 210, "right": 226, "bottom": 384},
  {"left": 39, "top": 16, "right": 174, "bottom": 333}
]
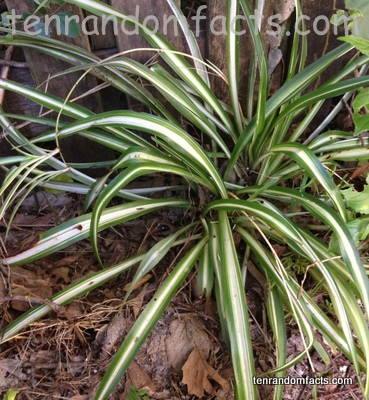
[{"left": 1, "top": 0, "right": 369, "bottom": 399}]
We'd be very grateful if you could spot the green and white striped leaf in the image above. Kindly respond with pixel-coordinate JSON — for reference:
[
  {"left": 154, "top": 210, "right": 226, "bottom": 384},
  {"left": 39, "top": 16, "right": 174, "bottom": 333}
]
[
  {"left": 54, "top": 111, "right": 227, "bottom": 197},
  {"left": 2, "top": 199, "right": 189, "bottom": 266},
  {"left": 62, "top": 0, "right": 237, "bottom": 136},
  {"left": 218, "top": 211, "right": 257, "bottom": 399},
  {"left": 95, "top": 236, "right": 208, "bottom": 400},
  {"left": 269, "top": 143, "right": 348, "bottom": 221}
]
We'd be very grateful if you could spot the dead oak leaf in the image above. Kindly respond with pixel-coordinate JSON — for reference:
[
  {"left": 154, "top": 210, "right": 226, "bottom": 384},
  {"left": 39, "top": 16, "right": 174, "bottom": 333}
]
[{"left": 182, "top": 347, "right": 230, "bottom": 398}]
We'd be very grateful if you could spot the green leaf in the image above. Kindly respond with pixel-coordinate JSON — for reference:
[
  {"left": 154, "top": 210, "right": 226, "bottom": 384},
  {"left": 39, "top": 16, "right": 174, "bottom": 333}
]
[
  {"left": 239, "top": 0, "right": 268, "bottom": 139},
  {"left": 4, "top": 389, "right": 19, "bottom": 400},
  {"left": 89, "top": 163, "right": 203, "bottom": 266},
  {"left": 329, "top": 217, "right": 369, "bottom": 254},
  {"left": 197, "top": 242, "right": 214, "bottom": 299},
  {"left": 353, "top": 88, "right": 369, "bottom": 135},
  {"left": 266, "top": 286, "right": 287, "bottom": 399},
  {"left": 227, "top": 0, "right": 243, "bottom": 136},
  {"left": 2, "top": 199, "right": 189, "bottom": 266},
  {"left": 30, "top": 0, "right": 48, "bottom": 14},
  {"left": 53, "top": 111, "right": 226, "bottom": 197},
  {"left": 56, "top": 12, "right": 81, "bottom": 37},
  {"left": 331, "top": 10, "right": 350, "bottom": 26},
  {"left": 345, "top": 0, "right": 369, "bottom": 39},
  {"left": 21, "top": 11, "right": 32, "bottom": 20},
  {"left": 137, "top": 388, "right": 148, "bottom": 396},
  {"left": 341, "top": 184, "right": 369, "bottom": 214},
  {"left": 235, "top": 225, "right": 315, "bottom": 372},
  {"left": 269, "top": 143, "right": 348, "bottom": 221},
  {"left": 166, "top": 0, "right": 209, "bottom": 83},
  {"left": 340, "top": 35, "right": 369, "bottom": 55},
  {"left": 345, "top": 0, "right": 364, "bottom": 10},
  {"left": 217, "top": 211, "right": 257, "bottom": 399}
]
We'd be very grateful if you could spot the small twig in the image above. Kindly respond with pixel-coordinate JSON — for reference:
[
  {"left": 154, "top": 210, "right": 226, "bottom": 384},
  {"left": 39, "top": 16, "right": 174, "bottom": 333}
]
[
  {"left": 5, "top": 285, "right": 87, "bottom": 345},
  {"left": 13, "top": 284, "right": 64, "bottom": 312},
  {"left": 21, "top": 361, "right": 86, "bottom": 369},
  {"left": 0, "top": 59, "right": 29, "bottom": 68},
  {"left": 298, "top": 255, "right": 342, "bottom": 299},
  {"left": 317, "top": 386, "right": 362, "bottom": 399},
  {"left": 0, "top": 295, "right": 63, "bottom": 313}
]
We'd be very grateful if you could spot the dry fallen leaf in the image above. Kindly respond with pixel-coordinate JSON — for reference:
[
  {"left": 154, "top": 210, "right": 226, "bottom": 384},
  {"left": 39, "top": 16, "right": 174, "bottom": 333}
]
[
  {"left": 129, "top": 284, "right": 148, "bottom": 319},
  {"left": 8, "top": 267, "right": 53, "bottom": 311},
  {"left": 350, "top": 163, "right": 369, "bottom": 180},
  {"left": 97, "top": 313, "right": 126, "bottom": 362},
  {"left": 127, "top": 360, "right": 156, "bottom": 393},
  {"left": 165, "top": 317, "right": 211, "bottom": 372},
  {"left": 123, "top": 274, "right": 152, "bottom": 292},
  {"left": 0, "top": 359, "right": 28, "bottom": 380},
  {"left": 182, "top": 347, "right": 230, "bottom": 398},
  {"left": 51, "top": 266, "right": 71, "bottom": 283},
  {"left": 275, "top": 0, "right": 295, "bottom": 24},
  {"left": 54, "top": 253, "right": 82, "bottom": 268}
]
